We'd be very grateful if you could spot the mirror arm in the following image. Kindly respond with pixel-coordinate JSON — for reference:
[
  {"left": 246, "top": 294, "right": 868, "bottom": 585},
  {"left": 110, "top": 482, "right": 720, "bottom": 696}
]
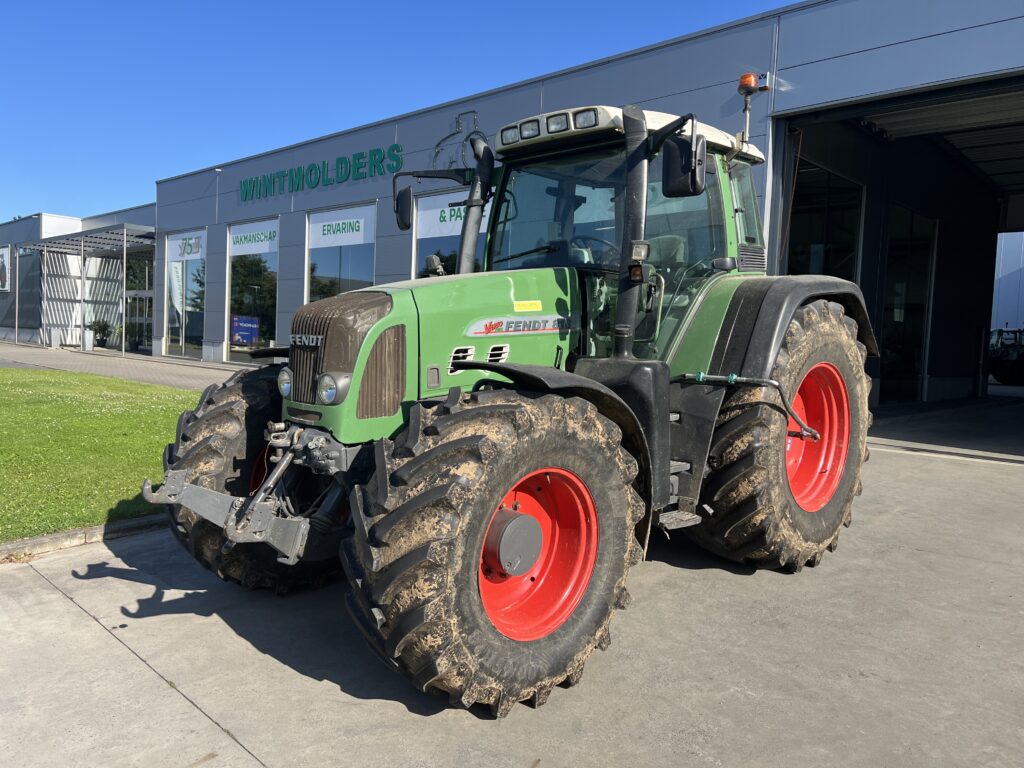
[
  {"left": 391, "top": 169, "right": 474, "bottom": 211},
  {"left": 647, "top": 113, "right": 696, "bottom": 160}
]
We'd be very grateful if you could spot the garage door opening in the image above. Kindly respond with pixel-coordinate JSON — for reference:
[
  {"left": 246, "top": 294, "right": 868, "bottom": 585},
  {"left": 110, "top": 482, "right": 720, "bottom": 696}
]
[{"left": 778, "top": 76, "right": 1024, "bottom": 404}]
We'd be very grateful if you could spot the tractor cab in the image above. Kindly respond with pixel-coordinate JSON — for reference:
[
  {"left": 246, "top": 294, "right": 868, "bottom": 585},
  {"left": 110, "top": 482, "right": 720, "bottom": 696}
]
[
  {"left": 395, "top": 105, "right": 767, "bottom": 363},
  {"left": 486, "top": 106, "right": 766, "bottom": 360}
]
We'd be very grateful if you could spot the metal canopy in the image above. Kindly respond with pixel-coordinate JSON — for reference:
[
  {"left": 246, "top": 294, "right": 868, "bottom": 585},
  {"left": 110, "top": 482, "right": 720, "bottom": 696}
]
[
  {"left": 15, "top": 222, "right": 155, "bottom": 357},
  {"left": 21, "top": 223, "right": 155, "bottom": 258}
]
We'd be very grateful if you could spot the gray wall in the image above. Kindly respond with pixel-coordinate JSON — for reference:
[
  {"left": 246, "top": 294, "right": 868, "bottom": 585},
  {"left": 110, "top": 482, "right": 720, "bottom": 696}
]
[
  {"left": 81, "top": 203, "right": 156, "bottom": 230},
  {"left": 1, "top": 216, "right": 47, "bottom": 342},
  {"left": 772, "top": 1, "right": 1024, "bottom": 115}
]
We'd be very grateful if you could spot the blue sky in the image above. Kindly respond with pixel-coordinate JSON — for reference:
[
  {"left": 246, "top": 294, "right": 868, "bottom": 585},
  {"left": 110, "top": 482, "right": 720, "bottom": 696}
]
[{"left": 0, "top": 0, "right": 787, "bottom": 222}]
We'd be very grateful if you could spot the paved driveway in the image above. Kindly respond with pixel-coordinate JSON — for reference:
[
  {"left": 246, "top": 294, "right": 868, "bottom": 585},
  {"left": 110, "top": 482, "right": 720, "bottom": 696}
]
[
  {"left": 0, "top": 342, "right": 238, "bottom": 390},
  {"left": 2, "top": 445, "right": 1022, "bottom": 768}
]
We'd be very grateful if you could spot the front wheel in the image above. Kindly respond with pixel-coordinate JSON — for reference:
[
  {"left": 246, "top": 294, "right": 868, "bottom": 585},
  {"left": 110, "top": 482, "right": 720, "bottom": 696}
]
[
  {"left": 686, "top": 300, "right": 871, "bottom": 570},
  {"left": 341, "top": 390, "right": 644, "bottom": 717}
]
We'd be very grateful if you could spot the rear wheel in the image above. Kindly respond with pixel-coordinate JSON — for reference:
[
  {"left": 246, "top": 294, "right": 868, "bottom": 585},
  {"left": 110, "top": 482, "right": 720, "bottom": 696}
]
[
  {"left": 341, "top": 390, "right": 643, "bottom": 716},
  {"left": 165, "top": 365, "right": 339, "bottom": 592},
  {"left": 686, "top": 300, "right": 870, "bottom": 570}
]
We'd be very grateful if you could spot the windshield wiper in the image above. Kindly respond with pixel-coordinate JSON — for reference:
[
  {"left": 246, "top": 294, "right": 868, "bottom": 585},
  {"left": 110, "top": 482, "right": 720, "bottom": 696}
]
[{"left": 491, "top": 244, "right": 557, "bottom": 265}]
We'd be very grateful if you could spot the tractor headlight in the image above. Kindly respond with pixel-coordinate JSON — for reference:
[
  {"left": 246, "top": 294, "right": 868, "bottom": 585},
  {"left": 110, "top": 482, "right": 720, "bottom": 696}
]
[
  {"left": 573, "top": 108, "right": 598, "bottom": 129},
  {"left": 317, "top": 373, "right": 338, "bottom": 405},
  {"left": 546, "top": 113, "right": 569, "bottom": 133},
  {"left": 277, "top": 367, "right": 292, "bottom": 398},
  {"left": 519, "top": 119, "right": 540, "bottom": 140},
  {"left": 500, "top": 126, "right": 520, "bottom": 145}
]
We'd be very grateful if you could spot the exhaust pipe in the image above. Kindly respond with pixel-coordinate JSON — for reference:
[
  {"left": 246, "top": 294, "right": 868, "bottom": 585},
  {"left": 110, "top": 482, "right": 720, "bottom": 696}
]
[
  {"left": 457, "top": 136, "right": 495, "bottom": 274},
  {"left": 612, "top": 105, "right": 649, "bottom": 357}
]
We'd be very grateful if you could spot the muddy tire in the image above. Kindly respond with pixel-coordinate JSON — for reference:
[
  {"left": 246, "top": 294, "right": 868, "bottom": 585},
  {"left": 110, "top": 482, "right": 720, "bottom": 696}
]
[
  {"left": 341, "top": 389, "right": 644, "bottom": 717},
  {"left": 165, "top": 365, "right": 339, "bottom": 592},
  {"left": 686, "top": 299, "right": 870, "bottom": 571},
  {"left": 991, "top": 361, "right": 1024, "bottom": 386}
]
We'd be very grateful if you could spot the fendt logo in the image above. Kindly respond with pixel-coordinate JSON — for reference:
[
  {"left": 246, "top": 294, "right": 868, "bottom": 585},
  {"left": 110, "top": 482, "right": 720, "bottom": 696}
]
[{"left": 290, "top": 334, "right": 324, "bottom": 347}]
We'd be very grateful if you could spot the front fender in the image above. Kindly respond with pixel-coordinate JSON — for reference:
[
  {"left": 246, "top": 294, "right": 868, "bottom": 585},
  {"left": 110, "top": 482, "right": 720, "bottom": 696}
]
[{"left": 452, "top": 361, "right": 655, "bottom": 515}]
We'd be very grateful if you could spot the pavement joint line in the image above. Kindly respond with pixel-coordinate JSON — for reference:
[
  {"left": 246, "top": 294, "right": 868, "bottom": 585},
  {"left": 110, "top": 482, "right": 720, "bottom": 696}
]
[
  {"left": 867, "top": 443, "right": 1024, "bottom": 466},
  {"left": 26, "top": 562, "right": 269, "bottom": 768}
]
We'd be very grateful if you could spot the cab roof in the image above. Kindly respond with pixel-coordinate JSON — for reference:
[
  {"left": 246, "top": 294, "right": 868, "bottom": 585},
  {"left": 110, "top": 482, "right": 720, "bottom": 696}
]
[{"left": 497, "top": 105, "right": 765, "bottom": 163}]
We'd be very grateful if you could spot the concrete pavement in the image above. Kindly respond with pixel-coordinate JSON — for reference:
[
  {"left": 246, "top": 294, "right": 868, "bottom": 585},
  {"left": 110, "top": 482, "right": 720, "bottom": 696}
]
[
  {"left": 2, "top": 445, "right": 1022, "bottom": 768},
  {"left": 0, "top": 342, "right": 239, "bottom": 390}
]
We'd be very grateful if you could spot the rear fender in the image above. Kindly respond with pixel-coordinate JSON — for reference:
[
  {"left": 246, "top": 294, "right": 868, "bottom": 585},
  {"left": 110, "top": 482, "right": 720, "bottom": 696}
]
[
  {"left": 714, "top": 275, "right": 879, "bottom": 380},
  {"left": 669, "top": 275, "right": 878, "bottom": 512}
]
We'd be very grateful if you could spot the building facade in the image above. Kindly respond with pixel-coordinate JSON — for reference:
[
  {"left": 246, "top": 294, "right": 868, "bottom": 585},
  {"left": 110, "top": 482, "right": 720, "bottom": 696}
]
[{"left": 3, "top": 0, "right": 1023, "bottom": 403}]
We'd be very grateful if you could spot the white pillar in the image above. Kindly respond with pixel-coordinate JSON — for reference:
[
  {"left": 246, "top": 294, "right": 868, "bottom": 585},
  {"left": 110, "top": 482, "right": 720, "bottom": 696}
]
[
  {"left": 13, "top": 247, "right": 19, "bottom": 345},
  {"left": 41, "top": 246, "right": 47, "bottom": 346},
  {"left": 122, "top": 227, "right": 127, "bottom": 357},
  {"left": 80, "top": 237, "right": 86, "bottom": 350}
]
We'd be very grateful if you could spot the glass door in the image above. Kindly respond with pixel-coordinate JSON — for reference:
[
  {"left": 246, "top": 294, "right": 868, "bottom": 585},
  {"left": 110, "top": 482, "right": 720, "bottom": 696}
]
[
  {"left": 125, "top": 255, "right": 154, "bottom": 353},
  {"left": 166, "top": 257, "right": 205, "bottom": 358},
  {"left": 165, "top": 231, "right": 206, "bottom": 359}
]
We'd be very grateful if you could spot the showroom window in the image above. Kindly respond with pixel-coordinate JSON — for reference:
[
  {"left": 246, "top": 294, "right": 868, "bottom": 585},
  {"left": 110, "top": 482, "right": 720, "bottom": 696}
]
[
  {"left": 228, "top": 219, "right": 279, "bottom": 363},
  {"left": 414, "top": 191, "right": 491, "bottom": 277},
  {"left": 308, "top": 203, "right": 376, "bottom": 302},
  {"left": 165, "top": 230, "right": 206, "bottom": 359}
]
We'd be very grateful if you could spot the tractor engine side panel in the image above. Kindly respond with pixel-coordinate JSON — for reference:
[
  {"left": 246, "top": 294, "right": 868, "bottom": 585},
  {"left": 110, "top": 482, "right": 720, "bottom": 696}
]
[{"left": 407, "top": 267, "right": 581, "bottom": 400}]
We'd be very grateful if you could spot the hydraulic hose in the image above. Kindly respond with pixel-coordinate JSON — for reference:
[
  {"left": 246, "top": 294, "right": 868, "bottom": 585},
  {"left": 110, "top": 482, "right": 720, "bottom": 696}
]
[{"left": 675, "top": 371, "right": 820, "bottom": 441}]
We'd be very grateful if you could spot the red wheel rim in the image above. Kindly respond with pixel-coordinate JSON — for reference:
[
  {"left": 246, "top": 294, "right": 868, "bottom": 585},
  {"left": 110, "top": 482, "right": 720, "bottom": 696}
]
[
  {"left": 479, "top": 468, "right": 599, "bottom": 641},
  {"left": 785, "top": 362, "right": 851, "bottom": 512},
  {"left": 249, "top": 444, "right": 271, "bottom": 493}
]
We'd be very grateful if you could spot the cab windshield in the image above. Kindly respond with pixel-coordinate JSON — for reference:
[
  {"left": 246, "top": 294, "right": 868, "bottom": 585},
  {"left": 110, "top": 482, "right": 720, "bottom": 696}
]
[
  {"left": 487, "top": 144, "right": 727, "bottom": 276},
  {"left": 486, "top": 144, "right": 727, "bottom": 358}
]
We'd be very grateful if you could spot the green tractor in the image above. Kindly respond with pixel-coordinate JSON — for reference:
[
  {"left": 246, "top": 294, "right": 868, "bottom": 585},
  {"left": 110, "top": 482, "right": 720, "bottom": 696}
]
[{"left": 145, "top": 80, "right": 877, "bottom": 717}]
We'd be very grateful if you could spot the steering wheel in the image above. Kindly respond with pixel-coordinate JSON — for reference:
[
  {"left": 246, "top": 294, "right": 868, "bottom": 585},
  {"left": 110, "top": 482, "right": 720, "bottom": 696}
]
[
  {"left": 664, "top": 257, "right": 715, "bottom": 311},
  {"left": 571, "top": 235, "right": 620, "bottom": 264}
]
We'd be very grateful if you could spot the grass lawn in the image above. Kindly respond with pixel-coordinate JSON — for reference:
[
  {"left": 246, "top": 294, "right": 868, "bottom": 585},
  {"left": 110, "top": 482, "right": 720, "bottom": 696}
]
[{"left": 0, "top": 369, "right": 199, "bottom": 543}]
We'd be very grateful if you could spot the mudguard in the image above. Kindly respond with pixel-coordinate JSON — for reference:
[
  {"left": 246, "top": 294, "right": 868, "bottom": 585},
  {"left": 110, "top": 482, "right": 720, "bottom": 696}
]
[
  {"left": 711, "top": 274, "right": 879, "bottom": 380},
  {"left": 452, "top": 361, "right": 656, "bottom": 515}
]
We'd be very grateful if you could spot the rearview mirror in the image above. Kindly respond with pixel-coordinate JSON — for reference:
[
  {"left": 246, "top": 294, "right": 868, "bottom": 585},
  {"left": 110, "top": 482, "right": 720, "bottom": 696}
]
[
  {"left": 395, "top": 186, "right": 413, "bottom": 231},
  {"left": 662, "top": 134, "right": 706, "bottom": 198}
]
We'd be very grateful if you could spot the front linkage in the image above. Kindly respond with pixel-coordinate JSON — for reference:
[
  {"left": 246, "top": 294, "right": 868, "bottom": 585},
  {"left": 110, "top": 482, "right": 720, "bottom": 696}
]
[{"left": 144, "top": 422, "right": 356, "bottom": 565}]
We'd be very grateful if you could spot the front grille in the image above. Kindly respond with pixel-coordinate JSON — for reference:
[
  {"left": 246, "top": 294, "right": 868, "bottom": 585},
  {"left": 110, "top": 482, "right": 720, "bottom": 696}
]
[
  {"left": 357, "top": 324, "right": 406, "bottom": 419},
  {"left": 289, "top": 292, "right": 392, "bottom": 404},
  {"left": 738, "top": 245, "right": 768, "bottom": 273}
]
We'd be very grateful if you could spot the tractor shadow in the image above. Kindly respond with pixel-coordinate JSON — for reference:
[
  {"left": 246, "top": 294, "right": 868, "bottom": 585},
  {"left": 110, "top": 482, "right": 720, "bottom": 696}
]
[
  {"left": 71, "top": 497, "right": 757, "bottom": 719},
  {"left": 72, "top": 496, "right": 451, "bottom": 717},
  {"left": 644, "top": 531, "right": 758, "bottom": 575}
]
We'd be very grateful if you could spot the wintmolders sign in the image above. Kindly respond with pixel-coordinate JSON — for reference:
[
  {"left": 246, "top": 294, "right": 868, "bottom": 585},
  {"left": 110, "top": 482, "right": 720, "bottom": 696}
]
[{"left": 240, "top": 144, "right": 403, "bottom": 202}]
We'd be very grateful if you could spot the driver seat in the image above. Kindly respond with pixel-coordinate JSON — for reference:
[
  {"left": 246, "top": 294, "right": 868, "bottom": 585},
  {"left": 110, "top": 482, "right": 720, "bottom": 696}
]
[{"left": 648, "top": 235, "right": 686, "bottom": 268}]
